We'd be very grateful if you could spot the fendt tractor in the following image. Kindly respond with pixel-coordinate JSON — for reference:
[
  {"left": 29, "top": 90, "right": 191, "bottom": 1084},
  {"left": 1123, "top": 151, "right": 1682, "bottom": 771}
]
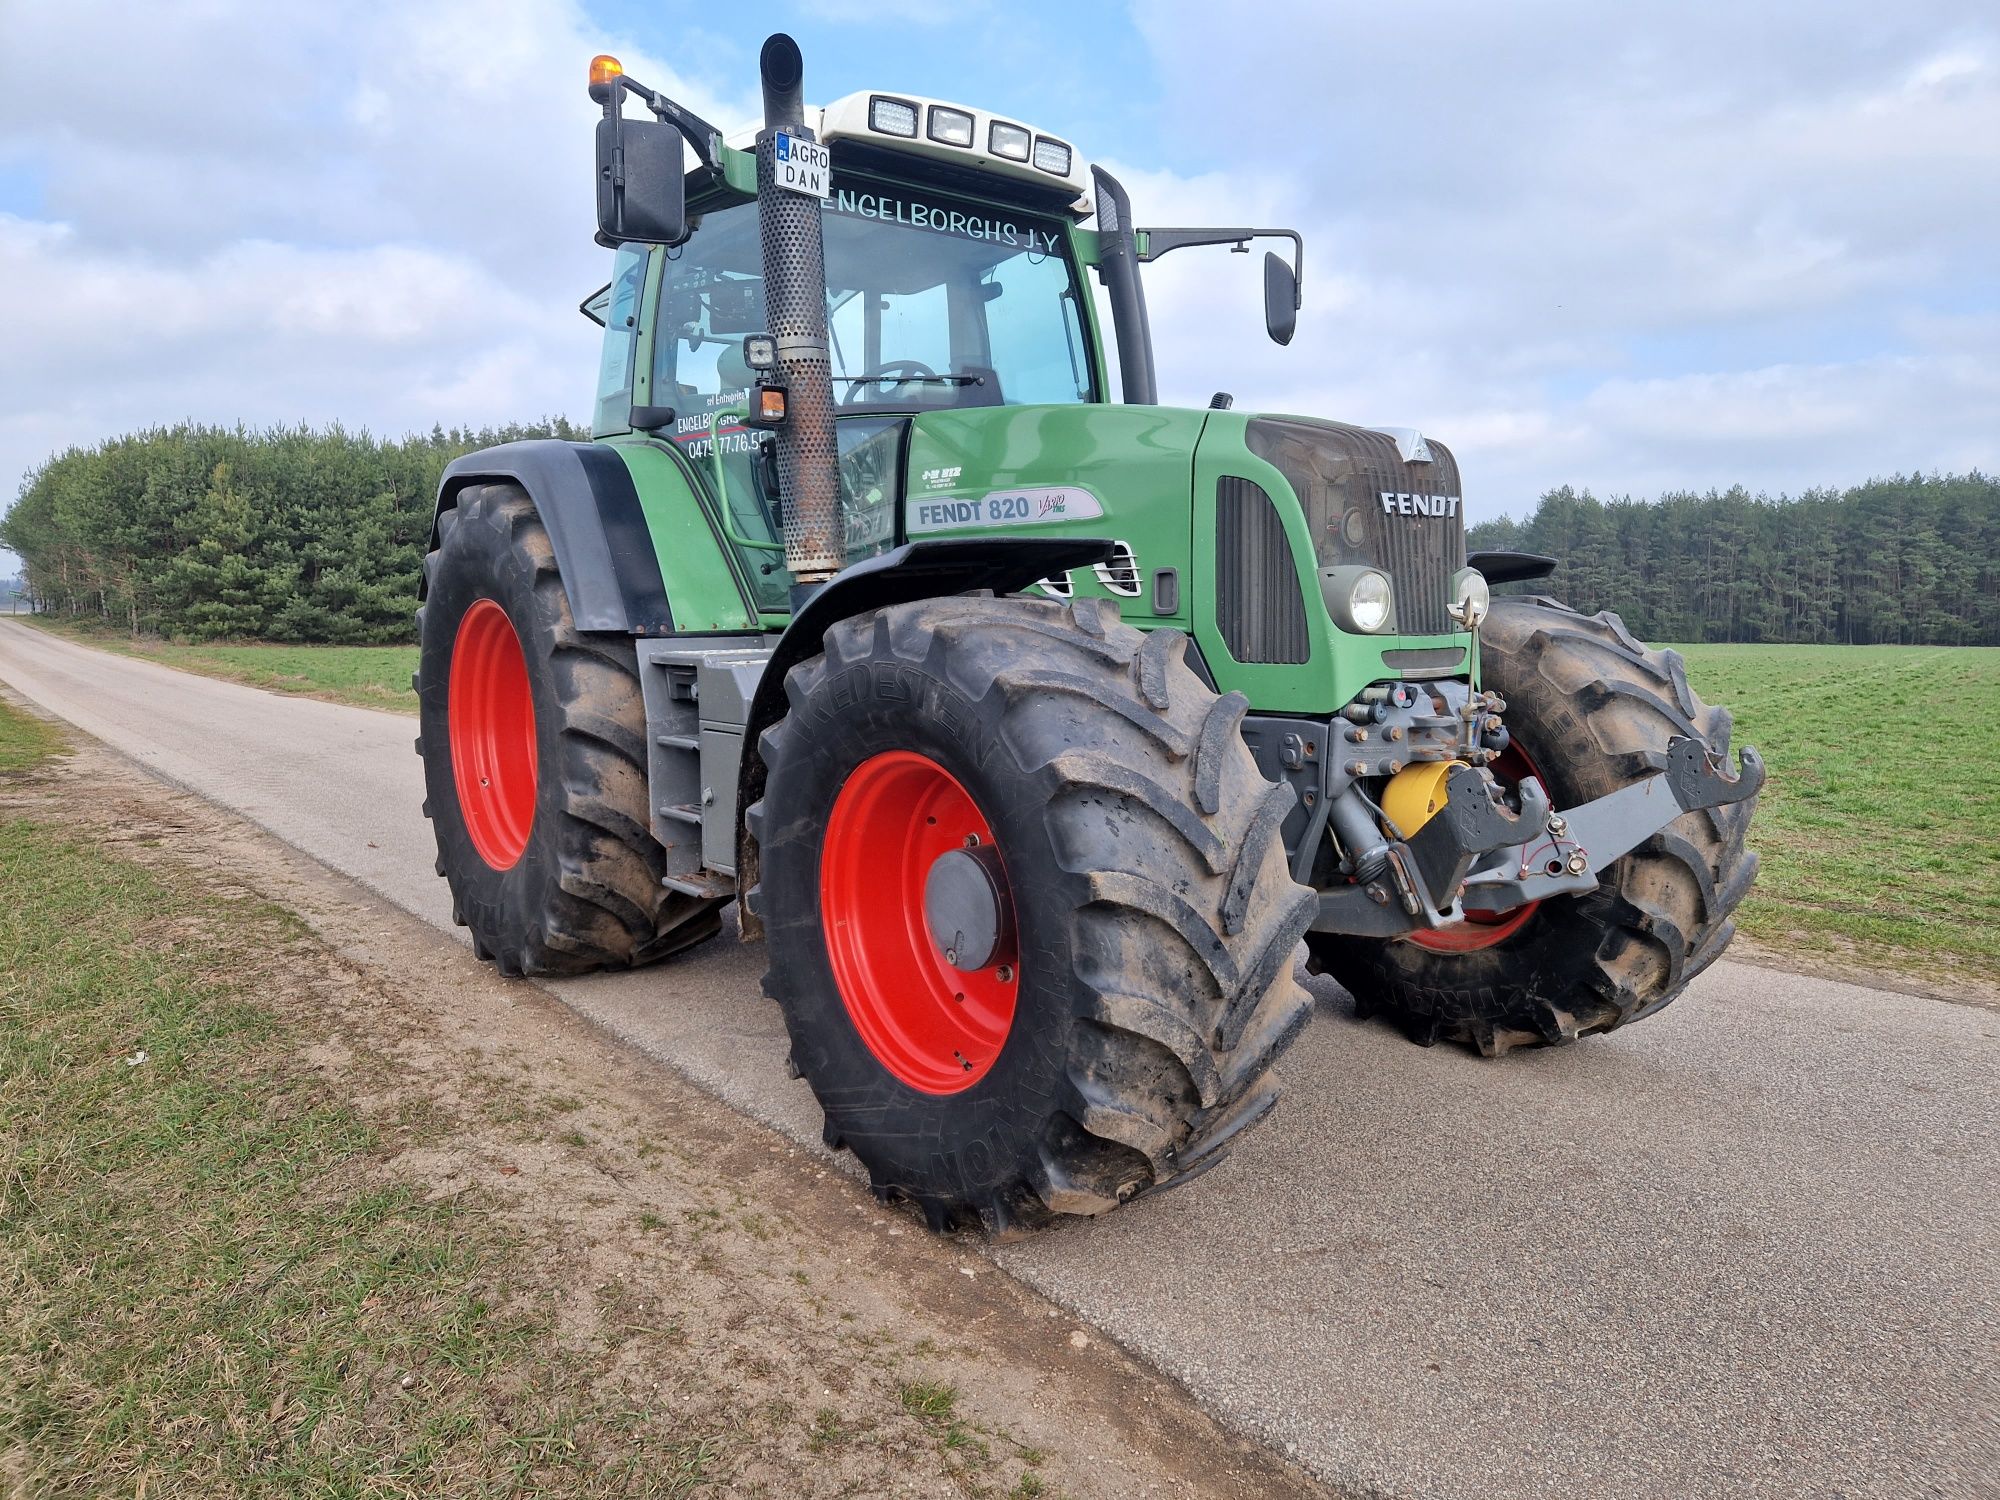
[{"left": 416, "top": 36, "right": 1763, "bottom": 1234}]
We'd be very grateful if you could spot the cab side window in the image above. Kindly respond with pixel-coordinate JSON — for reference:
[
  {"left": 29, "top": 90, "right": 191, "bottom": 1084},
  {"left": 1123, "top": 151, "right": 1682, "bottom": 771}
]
[{"left": 592, "top": 245, "right": 649, "bottom": 436}]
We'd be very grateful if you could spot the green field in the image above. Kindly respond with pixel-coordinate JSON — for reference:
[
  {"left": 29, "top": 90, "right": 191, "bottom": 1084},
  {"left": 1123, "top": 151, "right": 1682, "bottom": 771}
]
[
  {"left": 1673, "top": 643, "right": 1998, "bottom": 986},
  {"left": 21, "top": 620, "right": 1994, "bottom": 988}
]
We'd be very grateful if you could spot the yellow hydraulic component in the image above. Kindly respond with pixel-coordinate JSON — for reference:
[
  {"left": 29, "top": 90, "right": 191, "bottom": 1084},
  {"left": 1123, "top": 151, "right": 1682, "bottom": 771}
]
[{"left": 1381, "top": 760, "right": 1462, "bottom": 837}]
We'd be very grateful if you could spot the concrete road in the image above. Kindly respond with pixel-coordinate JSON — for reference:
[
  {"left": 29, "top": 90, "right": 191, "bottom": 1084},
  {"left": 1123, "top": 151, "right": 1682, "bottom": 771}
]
[{"left": 4, "top": 616, "right": 1995, "bottom": 1500}]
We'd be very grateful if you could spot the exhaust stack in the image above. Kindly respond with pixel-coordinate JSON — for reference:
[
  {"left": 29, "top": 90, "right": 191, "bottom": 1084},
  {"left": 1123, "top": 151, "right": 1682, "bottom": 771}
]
[{"left": 754, "top": 33, "right": 842, "bottom": 590}]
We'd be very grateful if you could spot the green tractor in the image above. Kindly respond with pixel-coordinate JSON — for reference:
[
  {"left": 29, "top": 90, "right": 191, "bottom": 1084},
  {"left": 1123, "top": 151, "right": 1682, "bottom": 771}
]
[{"left": 416, "top": 36, "right": 1761, "bottom": 1234}]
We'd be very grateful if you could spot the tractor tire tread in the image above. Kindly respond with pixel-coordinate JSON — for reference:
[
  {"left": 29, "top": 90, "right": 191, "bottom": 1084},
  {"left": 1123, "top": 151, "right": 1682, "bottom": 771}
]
[
  {"left": 757, "top": 593, "right": 1315, "bottom": 1232},
  {"left": 417, "top": 481, "right": 723, "bottom": 976}
]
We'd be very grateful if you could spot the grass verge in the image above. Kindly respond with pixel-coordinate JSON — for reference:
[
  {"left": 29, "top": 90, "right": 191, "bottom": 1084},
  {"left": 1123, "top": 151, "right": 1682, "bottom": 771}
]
[
  {"left": 0, "top": 792, "right": 593, "bottom": 1493},
  {"left": 0, "top": 700, "right": 65, "bottom": 772},
  {"left": 0, "top": 717, "right": 886, "bottom": 1497},
  {"left": 1675, "top": 644, "right": 1999, "bottom": 984},
  {"left": 0, "top": 697, "right": 1147, "bottom": 1498}
]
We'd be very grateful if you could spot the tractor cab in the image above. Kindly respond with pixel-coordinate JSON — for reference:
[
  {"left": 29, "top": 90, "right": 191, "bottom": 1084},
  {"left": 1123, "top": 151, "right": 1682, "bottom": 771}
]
[
  {"left": 582, "top": 69, "right": 1304, "bottom": 621},
  {"left": 586, "top": 89, "right": 1118, "bottom": 612}
]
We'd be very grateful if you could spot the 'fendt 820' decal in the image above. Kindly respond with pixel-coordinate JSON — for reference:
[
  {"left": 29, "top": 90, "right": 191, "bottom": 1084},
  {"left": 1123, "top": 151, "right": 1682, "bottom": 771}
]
[
  {"left": 1380, "top": 490, "right": 1463, "bottom": 519},
  {"left": 910, "top": 486, "right": 1106, "bottom": 533}
]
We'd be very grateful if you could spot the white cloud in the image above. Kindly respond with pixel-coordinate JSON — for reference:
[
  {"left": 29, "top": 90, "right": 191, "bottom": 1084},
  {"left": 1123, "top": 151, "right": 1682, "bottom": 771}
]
[
  {"left": 1119, "top": 0, "right": 2000, "bottom": 515},
  {"left": 0, "top": 0, "right": 754, "bottom": 514}
]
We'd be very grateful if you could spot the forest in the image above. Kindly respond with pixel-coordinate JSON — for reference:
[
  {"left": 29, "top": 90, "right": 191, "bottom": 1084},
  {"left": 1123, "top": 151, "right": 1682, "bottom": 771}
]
[
  {"left": 3, "top": 423, "right": 1993, "bottom": 646},
  {"left": 1468, "top": 475, "right": 2000, "bottom": 645},
  {"left": 0, "top": 421, "right": 581, "bottom": 644}
]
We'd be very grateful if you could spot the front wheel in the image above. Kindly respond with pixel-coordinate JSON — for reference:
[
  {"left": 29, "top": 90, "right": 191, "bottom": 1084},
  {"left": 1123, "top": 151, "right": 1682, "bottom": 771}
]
[
  {"left": 1308, "top": 597, "right": 1759, "bottom": 1056},
  {"left": 750, "top": 596, "right": 1317, "bottom": 1234}
]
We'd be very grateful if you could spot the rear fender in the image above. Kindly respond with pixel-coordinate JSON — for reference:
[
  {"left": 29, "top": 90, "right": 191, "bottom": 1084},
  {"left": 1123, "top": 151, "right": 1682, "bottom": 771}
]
[{"left": 425, "top": 440, "right": 672, "bottom": 634}]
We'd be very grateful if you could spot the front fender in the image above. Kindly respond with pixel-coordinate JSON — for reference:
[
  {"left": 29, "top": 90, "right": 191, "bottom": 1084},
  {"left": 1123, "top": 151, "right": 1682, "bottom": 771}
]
[{"left": 732, "top": 535, "right": 1116, "bottom": 937}]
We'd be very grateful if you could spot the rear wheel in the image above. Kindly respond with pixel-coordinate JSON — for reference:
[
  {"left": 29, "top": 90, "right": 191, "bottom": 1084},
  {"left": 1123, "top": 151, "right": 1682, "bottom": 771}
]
[
  {"left": 1308, "top": 597, "right": 1759, "bottom": 1056},
  {"left": 416, "top": 482, "right": 724, "bottom": 976},
  {"left": 751, "top": 595, "right": 1317, "bottom": 1234}
]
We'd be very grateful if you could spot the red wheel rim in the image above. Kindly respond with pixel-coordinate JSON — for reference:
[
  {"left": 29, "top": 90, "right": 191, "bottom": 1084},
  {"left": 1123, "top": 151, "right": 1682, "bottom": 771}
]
[
  {"left": 449, "top": 599, "right": 538, "bottom": 870},
  {"left": 1406, "top": 738, "right": 1545, "bottom": 953},
  {"left": 819, "top": 751, "right": 1018, "bottom": 1095}
]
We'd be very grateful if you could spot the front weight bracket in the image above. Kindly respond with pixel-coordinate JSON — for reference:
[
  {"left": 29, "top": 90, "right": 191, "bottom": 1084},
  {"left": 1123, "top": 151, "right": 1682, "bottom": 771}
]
[{"left": 1665, "top": 737, "right": 1765, "bottom": 812}]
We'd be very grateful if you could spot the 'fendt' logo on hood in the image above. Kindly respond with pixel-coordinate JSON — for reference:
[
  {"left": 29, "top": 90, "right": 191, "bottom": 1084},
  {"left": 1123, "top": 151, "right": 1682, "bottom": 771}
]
[{"left": 1380, "top": 491, "right": 1462, "bottom": 519}]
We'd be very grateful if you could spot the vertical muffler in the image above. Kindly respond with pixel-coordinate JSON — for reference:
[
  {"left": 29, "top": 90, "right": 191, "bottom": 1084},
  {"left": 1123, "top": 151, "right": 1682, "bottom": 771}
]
[{"left": 754, "top": 33, "right": 842, "bottom": 591}]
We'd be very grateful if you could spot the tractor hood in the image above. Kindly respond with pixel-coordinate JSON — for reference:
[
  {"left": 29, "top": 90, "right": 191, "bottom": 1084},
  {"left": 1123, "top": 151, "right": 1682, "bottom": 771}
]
[
  {"left": 897, "top": 408, "right": 1465, "bottom": 635},
  {"left": 895, "top": 404, "right": 1472, "bottom": 715},
  {"left": 899, "top": 404, "right": 1208, "bottom": 617}
]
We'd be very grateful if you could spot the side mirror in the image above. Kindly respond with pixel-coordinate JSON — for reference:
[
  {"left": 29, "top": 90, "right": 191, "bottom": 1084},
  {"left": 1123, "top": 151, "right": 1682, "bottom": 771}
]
[
  {"left": 595, "top": 116, "right": 687, "bottom": 247},
  {"left": 1263, "top": 251, "right": 1297, "bottom": 347}
]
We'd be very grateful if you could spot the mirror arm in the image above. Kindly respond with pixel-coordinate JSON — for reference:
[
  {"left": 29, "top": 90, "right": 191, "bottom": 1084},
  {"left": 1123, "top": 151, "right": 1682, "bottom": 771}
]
[
  {"left": 1137, "top": 227, "right": 1303, "bottom": 307},
  {"left": 606, "top": 74, "right": 724, "bottom": 179}
]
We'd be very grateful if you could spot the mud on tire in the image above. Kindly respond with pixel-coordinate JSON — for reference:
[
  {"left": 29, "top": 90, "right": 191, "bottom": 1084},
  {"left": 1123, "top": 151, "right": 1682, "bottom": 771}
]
[
  {"left": 416, "top": 481, "right": 723, "bottom": 976},
  {"left": 1308, "top": 596, "right": 1759, "bottom": 1056},
  {"left": 750, "top": 595, "right": 1318, "bottom": 1235}
]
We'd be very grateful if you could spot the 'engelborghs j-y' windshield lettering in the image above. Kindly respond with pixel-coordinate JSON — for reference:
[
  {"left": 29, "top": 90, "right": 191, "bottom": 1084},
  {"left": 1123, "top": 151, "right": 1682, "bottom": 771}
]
[{"left": 833, "top": 190, "right": 1061, "bottom": 254}]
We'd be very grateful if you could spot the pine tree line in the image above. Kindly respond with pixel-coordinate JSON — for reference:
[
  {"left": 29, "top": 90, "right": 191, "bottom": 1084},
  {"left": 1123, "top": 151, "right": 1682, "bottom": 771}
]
[
  {"left": 1, "top": 420, "right": 583, "bottom": 643},
  {"left": 6, "top": 424, "right": 1993, "bottom": 647},
  {"left": 1468, "top": 475, "right": 2000, "bottom": 645}
]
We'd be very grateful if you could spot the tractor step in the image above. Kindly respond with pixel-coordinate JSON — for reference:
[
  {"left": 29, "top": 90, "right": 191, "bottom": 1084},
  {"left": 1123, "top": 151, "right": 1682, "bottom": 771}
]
[
  {"left": 663, "top": 870, "right": 736, "bottom": 899},
  {"left": 635, "top": 637, "right": 773, "bottom": 885}
]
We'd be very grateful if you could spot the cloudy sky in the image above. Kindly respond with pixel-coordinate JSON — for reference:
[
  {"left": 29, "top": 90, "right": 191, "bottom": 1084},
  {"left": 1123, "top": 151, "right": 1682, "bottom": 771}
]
[{"left": 2, "top": 0, "right": 1995, "bottom": 565}]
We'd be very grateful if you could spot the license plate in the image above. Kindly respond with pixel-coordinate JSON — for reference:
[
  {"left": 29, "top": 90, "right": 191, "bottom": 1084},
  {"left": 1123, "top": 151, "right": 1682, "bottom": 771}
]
[{"left": 774, "top": 132, "right": 831, "bottom": 199}]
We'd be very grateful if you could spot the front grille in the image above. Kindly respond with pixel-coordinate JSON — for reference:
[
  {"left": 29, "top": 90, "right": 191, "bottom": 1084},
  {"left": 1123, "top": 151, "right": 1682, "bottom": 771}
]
[
  {"left": 1245, "top": 418, "right": 1465, "bottom": 636},
  {"left": 1216, "top": 477, "right": 1310, "bottom": 663}
]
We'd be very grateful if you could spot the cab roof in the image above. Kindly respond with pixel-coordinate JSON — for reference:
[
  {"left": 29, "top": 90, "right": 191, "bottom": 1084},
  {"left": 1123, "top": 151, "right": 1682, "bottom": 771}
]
[{"left": 724, "top": 91, "right": 1092, "bottom": 216}]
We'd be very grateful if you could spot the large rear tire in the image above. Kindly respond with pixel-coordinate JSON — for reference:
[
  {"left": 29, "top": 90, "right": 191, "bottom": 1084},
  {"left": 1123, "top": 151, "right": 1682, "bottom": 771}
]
[
  {"left": 416, "top": 482, "right": 723, "bottom": 976},
  {"left": 750, "top": 596, "right": 1317, "bottom": 1234},
  {"left": 1307, "top": 597, "right": 1758, "bottom": 1056}
]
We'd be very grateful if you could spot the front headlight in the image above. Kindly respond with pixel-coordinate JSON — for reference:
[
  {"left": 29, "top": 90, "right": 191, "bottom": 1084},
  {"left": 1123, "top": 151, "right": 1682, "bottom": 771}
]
[
  {"left": 1450, "top": 567, "right": 1490, "bottom": 629},
  {"left": 1321, "top": 565, "right": 1396, "bottom": 634}
]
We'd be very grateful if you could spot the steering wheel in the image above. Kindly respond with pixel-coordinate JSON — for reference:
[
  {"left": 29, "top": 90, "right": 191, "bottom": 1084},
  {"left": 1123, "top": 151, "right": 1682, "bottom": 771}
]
[{"left": 841, "top": 359, "right": 936, "bottom": 404}]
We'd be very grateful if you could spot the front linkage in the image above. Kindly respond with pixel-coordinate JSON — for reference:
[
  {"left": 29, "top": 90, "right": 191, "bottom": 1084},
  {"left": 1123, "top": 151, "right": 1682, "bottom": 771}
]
[{"left": 1315, "top": 728, "right": 1764, "bottom": 940}]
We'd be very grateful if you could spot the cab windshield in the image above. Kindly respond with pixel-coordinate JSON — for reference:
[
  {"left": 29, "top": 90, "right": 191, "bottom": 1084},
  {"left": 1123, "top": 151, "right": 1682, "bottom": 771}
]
[
  {"left": 654, "top": 180, "right": 1094, "bottom": 415},
  {"left": 648, "top": 177, "right": 1094, "bottom": 613}
]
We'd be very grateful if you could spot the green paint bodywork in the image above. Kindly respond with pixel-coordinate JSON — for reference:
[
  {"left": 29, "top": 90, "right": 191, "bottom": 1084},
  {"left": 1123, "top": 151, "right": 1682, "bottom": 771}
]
[
  {"left": 588, "top": 159, "right": 1474, "bottom": 709},
  {"left": 604, "top": 438, "right": 762, "bottom": 632},
  {"left": 903, "top": 404, "right": 1203, "bottom": 627}
]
